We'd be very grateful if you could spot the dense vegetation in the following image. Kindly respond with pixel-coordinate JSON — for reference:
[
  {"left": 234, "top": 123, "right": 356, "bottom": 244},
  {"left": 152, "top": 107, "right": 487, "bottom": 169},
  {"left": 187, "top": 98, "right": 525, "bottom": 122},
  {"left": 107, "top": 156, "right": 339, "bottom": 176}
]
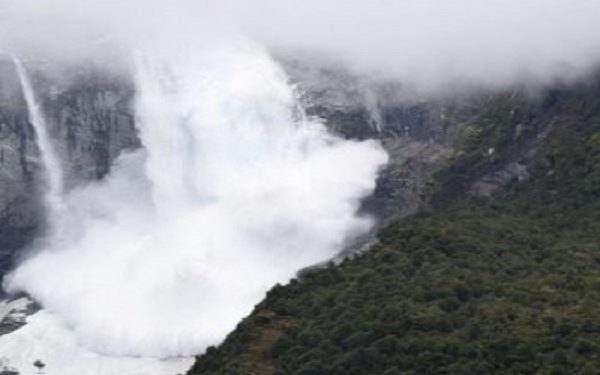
[{"left": 188, "top": 82, "right": 600, "bottom": 375}]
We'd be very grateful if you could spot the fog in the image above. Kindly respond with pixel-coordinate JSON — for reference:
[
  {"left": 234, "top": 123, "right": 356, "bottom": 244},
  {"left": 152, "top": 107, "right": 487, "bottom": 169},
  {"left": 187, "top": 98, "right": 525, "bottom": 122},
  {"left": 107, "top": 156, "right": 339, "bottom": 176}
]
[{"left": 3, "top": 0, "right": 600, "bottom": 91}]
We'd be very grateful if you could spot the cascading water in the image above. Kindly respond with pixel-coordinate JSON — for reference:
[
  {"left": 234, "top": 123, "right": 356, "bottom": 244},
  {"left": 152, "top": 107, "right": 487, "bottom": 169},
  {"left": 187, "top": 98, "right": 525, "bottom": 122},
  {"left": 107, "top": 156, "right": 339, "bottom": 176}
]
[
  {"left": 0, "top": 37, "right": 387, "bottom": 374},
  {"left": 12, "top": 57, "right": 64, "bottom": 215}
]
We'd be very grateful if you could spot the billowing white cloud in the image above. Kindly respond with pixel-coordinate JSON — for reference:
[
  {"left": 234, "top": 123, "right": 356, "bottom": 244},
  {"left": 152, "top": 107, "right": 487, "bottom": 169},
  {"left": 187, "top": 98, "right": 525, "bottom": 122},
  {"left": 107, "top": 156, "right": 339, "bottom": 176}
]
[
  {"left": 4, "top": 36, "right": 387, "bottom": 357},
  {"left": 238, "top": 0, "right": 600, "bottom": 89},
  {"left": 2, "top": 0, "right": 600, "bottom": 90}
]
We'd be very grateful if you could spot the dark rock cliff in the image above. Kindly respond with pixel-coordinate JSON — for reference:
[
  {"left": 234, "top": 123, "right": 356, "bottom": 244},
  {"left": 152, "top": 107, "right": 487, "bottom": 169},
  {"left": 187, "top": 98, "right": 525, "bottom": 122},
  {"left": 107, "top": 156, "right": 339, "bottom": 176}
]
[
  {"left": 0, "top": 60, "right": 137, "bottom": 274},
  {"left": 286, "top": 59, "right": 599, "bottom": 225},
  {"left": 0, "top": 60, "right": 41, "bottom": 273}
]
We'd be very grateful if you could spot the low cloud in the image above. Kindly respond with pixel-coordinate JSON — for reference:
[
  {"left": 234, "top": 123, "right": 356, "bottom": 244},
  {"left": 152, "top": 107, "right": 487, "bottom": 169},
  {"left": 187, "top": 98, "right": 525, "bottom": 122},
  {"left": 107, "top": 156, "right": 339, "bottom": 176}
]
[{"left": 2, "top": 0, "right": 600, "bottom": 91}]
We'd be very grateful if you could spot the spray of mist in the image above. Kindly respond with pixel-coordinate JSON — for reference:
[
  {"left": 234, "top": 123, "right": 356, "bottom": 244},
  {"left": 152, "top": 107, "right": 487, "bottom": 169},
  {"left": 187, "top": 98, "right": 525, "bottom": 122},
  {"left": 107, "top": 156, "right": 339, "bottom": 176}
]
[
  {"left": 3, "top": 0, "right": 600, "bottom": 93},
  {"left": 4, "top": 36, "right": 387, "bottom": 357}
]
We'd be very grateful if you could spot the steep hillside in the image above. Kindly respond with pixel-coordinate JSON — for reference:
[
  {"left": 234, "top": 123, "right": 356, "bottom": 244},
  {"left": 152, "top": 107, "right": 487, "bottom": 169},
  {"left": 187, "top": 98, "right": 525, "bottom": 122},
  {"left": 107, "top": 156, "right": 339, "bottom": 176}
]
[{"left": 187, "top": 79, "right": 600, "bottom": 375}]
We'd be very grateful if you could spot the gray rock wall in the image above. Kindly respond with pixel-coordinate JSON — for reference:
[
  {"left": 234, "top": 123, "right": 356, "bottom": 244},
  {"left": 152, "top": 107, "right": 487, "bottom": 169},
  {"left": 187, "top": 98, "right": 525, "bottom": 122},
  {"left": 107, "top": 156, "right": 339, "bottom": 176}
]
[
  {"left": 40, "top": 69, "right": 139, "bottom": 184},
  {"left": 0, "top": 60, "right": 138, "bottom": 274},
  {"left": 0, "top": 55, "right": 568, "bottom": 275},
  {"left": 283, "top": 58, "right": 467, "bottom": 221},
  {"left": 0, "top": 60, "right": 40, "bottom": 273}
]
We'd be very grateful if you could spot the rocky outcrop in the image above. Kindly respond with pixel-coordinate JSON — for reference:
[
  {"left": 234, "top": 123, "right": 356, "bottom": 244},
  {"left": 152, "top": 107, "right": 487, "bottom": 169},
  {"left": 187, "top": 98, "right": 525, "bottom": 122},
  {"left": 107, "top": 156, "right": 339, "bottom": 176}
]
[
  {"left": 38, "top": 68, "right": 138, "bottom": 184},
  {"left": 0, "top": 296, "right": 37, "bottom": 336},
  {"left": 283, "top": 58, "right": 466, "bottom": 221}
]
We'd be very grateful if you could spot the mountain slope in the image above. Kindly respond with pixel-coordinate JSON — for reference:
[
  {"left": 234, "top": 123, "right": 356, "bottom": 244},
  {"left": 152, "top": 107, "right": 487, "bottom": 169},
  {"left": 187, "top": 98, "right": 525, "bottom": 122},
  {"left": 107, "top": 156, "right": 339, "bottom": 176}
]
[{"left": 187, "top": 80, "right": 600, "bottom": 375}]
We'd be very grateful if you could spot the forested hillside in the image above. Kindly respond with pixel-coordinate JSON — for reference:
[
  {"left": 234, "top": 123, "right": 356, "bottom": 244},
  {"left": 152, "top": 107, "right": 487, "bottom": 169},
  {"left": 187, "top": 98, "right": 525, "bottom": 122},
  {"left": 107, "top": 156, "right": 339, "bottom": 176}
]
[{"left": 188, "top": 80, "right": 600, "bottom": 375}]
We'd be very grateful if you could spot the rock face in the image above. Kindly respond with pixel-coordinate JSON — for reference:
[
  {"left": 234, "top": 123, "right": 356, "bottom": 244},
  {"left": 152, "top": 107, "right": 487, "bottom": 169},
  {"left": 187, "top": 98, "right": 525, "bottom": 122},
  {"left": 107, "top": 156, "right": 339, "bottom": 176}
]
[
  {"left": 285, "top": 58, "right": 599, "bottom": 224},
  {"left": 0, "top": 60, "right": 41, "bottom": 274},
  {"left": 0, "top": 60, "right": 137, "bottom": 275},
  {"left": 0, "top": 55, "right": 585, "bottom": 276},
  {"left": 40, "top": 68, "right": 139, "bottom": 185},
  {"left": 283, "top": 58, "right": 465, "bottom": 221},
  {"left": 0, "top": 296, "right": 38, "bottom": 336}
]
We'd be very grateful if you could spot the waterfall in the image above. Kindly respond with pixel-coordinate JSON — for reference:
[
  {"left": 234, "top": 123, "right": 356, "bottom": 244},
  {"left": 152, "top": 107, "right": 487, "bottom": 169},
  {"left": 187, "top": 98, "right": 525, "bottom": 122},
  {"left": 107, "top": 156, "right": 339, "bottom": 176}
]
[{"left": 13, "top": 57, "right": 64, "bottom": 214}]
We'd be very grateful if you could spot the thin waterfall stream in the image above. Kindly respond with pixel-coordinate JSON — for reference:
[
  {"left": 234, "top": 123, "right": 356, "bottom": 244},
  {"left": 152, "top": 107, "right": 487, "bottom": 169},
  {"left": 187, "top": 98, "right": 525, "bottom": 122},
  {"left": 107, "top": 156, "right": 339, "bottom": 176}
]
[{"left": 12, "top": 57, "right": 64, "bottom": 215}]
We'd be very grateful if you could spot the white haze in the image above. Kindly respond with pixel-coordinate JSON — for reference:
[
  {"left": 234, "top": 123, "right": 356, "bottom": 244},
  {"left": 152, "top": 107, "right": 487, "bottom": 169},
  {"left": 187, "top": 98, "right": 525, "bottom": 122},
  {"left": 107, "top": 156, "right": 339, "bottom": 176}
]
[
  {"left": 2, "top": 0, "right": 600, "bottom": 362},
  {"left": 4, "top": 35, "right": 387, "bottom": 357},
  {"left": 2, "top": 0, "right": 600, "bottom": 91}
]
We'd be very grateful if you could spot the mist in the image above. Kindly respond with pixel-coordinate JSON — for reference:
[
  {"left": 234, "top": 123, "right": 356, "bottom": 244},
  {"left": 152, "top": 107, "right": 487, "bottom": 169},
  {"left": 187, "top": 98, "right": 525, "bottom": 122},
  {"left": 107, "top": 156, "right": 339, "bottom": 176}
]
[
  {"left": 3, "top": 35, "right": 386, "bottom": 357},
  {"left": 3, "top": 0, "right": 600, "bottom": 91}
]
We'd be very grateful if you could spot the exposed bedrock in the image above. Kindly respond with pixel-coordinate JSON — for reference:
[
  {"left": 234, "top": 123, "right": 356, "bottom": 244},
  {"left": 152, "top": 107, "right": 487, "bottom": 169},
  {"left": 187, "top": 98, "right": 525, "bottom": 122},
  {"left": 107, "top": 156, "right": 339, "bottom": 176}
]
[{"left": 1, "top": 55, "right": 589, "bottom": 274}]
